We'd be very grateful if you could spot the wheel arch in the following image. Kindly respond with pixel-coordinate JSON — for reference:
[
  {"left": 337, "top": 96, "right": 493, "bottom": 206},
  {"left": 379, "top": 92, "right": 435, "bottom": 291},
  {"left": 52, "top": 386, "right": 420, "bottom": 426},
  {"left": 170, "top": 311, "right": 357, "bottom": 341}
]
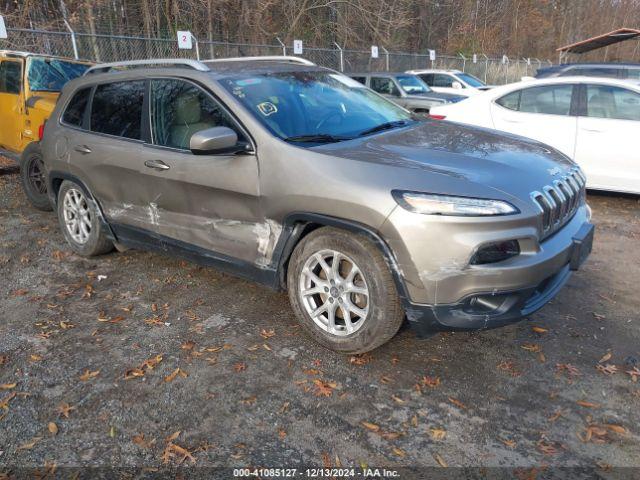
[
  {"left": 48, "top": 171, "right": 117, "bottom": 241},
  {"left": 274, "top": 213, "right": 411, "bottom": 303}
]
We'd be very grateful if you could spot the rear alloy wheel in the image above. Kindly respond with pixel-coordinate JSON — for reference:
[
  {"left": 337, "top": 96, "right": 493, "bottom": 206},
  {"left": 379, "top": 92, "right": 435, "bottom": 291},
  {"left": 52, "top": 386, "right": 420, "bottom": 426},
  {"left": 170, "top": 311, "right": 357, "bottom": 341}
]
[
  {"left": 288, "top": 227, "right": 404, "bottom": 354},
  {"left": 20, "top": 143, "right": 52, "bottom": 211},
  {"left": 57, "top": 180, "right": 114, "bottom": 257}
]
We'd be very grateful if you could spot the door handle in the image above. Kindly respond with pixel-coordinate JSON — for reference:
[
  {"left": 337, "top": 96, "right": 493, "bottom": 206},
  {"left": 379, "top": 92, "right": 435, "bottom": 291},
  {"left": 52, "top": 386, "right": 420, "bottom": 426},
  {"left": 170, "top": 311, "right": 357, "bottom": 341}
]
[
  {"left": 503, "top": 119, "right": 523, "bottom": 124},
  {"left": 581, "top": 127, "right": 603, "bottom": 133},
  {"left": 74, "top": 145, "right": 92, "bottom": 154},
  {"left": 144, "top": 159, "right": 170, "bottom": 171}
]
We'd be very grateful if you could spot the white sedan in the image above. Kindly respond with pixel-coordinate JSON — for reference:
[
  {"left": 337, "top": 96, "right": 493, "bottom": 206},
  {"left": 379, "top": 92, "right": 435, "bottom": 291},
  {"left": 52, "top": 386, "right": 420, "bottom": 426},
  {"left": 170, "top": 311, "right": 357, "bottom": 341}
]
[{"left": 429, "top": 76, "right": 640, "bottom": 194}]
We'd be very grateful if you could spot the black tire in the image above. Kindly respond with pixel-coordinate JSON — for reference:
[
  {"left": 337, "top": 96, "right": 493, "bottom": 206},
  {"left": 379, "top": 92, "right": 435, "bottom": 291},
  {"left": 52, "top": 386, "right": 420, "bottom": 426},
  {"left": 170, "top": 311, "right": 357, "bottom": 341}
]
[
  {"left": 20, "top": 142, "right": 52, "bottom": 211},
  {"left": 287, "top": 227, "right": 404, "bottom": 354},
  {"left": 56, "top": 180, "right": 114, "bottom": 257}
]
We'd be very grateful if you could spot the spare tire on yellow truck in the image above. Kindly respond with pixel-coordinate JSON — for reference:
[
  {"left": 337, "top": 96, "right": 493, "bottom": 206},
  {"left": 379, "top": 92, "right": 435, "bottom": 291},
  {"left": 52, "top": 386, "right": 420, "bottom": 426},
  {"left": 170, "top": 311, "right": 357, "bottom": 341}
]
[{"left": 0, "top": 51, "right": 90, "bottom": 210}]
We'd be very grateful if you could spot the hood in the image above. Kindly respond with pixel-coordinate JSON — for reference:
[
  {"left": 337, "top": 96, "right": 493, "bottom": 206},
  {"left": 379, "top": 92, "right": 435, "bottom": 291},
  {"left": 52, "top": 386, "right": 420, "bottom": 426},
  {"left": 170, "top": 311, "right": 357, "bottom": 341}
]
[
  {"left": 312, "top": 120, "right": 576, "bottom": 202},
  {"left": 410, "top": 91, "right": 466, "bottom": 103}
]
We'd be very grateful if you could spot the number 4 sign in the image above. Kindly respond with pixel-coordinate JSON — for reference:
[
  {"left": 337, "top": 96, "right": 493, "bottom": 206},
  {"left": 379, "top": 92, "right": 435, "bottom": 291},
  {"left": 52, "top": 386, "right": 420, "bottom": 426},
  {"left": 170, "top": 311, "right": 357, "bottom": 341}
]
[{"left": 177, "top": 31, "right": 192, "bottom": 49}]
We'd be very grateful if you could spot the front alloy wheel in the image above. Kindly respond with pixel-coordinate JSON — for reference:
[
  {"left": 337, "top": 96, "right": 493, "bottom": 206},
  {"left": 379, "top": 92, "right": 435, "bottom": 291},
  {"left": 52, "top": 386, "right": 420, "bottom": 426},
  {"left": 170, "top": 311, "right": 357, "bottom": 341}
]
[
  {"left": 299, "top": 249, "right": 370, "bottom": 336},
  {"left": 287, "top": 227, "right": 405, "bottom": 354}
]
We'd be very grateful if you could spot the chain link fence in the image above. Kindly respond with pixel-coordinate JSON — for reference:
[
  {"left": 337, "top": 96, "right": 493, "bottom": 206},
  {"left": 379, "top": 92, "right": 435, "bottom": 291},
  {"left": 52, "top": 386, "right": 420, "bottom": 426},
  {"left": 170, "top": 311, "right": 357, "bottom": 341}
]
[{"left": 1, "top": 28, "right": 552, "bottom": 85}]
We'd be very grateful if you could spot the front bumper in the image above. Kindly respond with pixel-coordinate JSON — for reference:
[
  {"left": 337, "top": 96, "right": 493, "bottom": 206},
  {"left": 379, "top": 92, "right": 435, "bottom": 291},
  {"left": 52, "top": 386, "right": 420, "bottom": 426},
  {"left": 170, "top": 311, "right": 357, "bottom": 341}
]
[{"left": 380, "top": 203, "right": 593, "bottom": 334}]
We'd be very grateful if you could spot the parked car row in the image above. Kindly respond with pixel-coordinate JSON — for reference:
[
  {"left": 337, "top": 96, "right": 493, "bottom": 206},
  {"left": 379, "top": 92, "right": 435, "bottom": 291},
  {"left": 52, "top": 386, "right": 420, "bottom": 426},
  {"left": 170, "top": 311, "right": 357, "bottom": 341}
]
[
  {"left": 0, "top": 51, "right": 91, "bottom": 209},
  {"left": 429, "top": 75, "right": 640, "bottom": 194},
  {"left": 1, "top": 53, "right": 596, "bottom": 354}
]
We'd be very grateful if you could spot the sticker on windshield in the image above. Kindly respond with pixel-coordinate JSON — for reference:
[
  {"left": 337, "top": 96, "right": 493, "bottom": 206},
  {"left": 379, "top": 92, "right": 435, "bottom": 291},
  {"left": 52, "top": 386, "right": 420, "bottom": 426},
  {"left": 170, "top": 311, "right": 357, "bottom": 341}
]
[
  {"left": 236, "top": 78, "right": 262, "bottom": 86},
  {"left": 257, "top": 102, "right": 278, "bottom": 116}
]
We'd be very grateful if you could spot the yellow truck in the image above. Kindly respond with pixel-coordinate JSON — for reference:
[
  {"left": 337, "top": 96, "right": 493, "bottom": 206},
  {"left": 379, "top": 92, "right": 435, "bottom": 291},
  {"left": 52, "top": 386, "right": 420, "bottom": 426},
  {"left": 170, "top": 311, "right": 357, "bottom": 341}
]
[{"left": 0, "top": 51, "right": 90, "bottom": 209}]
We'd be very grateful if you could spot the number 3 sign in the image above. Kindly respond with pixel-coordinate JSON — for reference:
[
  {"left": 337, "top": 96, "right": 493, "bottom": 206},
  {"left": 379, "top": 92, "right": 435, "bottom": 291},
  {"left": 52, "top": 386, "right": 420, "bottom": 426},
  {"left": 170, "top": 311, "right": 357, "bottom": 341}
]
[{"left": 177, "top": 31, "right": 193, "bottom": 49}]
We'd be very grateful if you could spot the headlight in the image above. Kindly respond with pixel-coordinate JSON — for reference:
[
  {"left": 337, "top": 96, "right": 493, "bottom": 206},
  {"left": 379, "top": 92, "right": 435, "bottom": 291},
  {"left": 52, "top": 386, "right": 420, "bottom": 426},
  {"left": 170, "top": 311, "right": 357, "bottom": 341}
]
[{"left": 392, "top": 191, "right": 519, "bottom": 216}]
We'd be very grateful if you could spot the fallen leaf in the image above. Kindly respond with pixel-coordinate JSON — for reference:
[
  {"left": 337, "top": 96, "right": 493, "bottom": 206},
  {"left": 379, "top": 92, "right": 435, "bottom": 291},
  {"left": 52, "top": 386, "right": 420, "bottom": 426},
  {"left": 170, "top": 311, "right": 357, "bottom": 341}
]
[
  {"left": 430, "top": 428, "right": 446, "bottom": 440},
  {"left": 596, "top": 364, "right": 618, "bottom": 375},
  {"left": 164, "top": 368, "right": 188, "bottom": 383},
  {"left": 421, "top": 376, "right": 441, "bottom": 388},
  {"left": 392, "top": 447, "right": 406, "bottom": 457},
  {"left": 17, "top": 437, "right": 42, "bottom": 450},
  {"left": 433, "top": 453, "right": 448, "bottom": 467},
  {"left": 577, "top": 400, "right": 600, "bottom": 408},
  {"left": 133, "top": 433, "right": 155, "bottom": 449},
  {"left": 312, "top": 379, "right": 337, "bottom": 397},
  {"left": 349, "top": 354, "right": 371, "bottom": 366},
  {"left": 260, "top": 329, "right": 276, "bottom": 339},
  {"left": 234, "top": 362, "right": 246, "bottom": 373},
  {"left": 278, "top": 428, "right": 287, "bottom": 440},
  {"left": 499, "top": 437, "right": 516, "bottom": 448},
  {"left": 181, "top": 341, "right": 196, "bottom": 351},
  {"left": 124, "top": 368, "right": 145, "bottom": 380},
  {"left": 625, "top": 367, "right": 640, "bottom": 382},
  {"left": 56, "top": 403, "right": 75, "bottom": 418},
  {"left": 448, "top": 397, "right": 467, "bottom": 410},
  {"left": 361, "top": 421, "right": 380, "bottom": 432},
  {"left": 391, "top": 395, "right": 405, "bottom": 404},
  {"left": 604, "top": 424, "right": 627, "bottom": 436},
  {"left": 48, "top": 422, "right": 58, "bottom": 435},
  {"left": 0, "top": 383, "right": 16, "bottom": 390},
  {"left": 79, "top": 369, "right": 100, "bottom": 381},
  {"left": 531, "top": 326, "right": 548, "bottom": 334},
  {"left": 599, "top": 352, "right": 612, "bottom": 363},
  {"left": 521, "top": 343, "right": 542, "bottom": 352}
]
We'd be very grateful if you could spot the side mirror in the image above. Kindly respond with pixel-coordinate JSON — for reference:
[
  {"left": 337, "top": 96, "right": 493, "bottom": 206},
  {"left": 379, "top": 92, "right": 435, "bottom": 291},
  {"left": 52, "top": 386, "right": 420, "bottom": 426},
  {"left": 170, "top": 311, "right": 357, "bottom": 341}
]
[
  {"left": 451, "top": 81, "right": 463, "bottom": 90},
  {"left": 190, "top": 126, "right": 238, "bottom": 154}
]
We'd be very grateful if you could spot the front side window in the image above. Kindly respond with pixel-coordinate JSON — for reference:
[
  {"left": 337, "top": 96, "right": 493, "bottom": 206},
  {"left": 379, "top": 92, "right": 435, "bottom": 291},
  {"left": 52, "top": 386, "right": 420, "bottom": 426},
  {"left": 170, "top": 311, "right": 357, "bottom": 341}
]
[
  {"left": 396, "top": 75, "right": 430, "bottom": 94},
  {"left": 62, "top": 87, "right": 91, "bottom": 127},
  {"left": 370, "top": 77, "right": 400, "bottom": 96},
  {"left": 220, "top": 71, "right": 413, "bottom": 143},
  {"left": 90, "top": 81, "right": 145, "bottom": 139},
  {"left": 519, "top": 84, "right": 573, "bottom": 115},
  {"left": 586, "top": 84, "right": 640, "bottom": 121},
  {"left": 150, "top": 79, "right": 245, "bottom": 149},
  {"left": 431, "top": 74, "right": 454, "bottom": 88},
  {"left": 0, "top": 61, "right": 22, "bottom": 94},
  {"left": 454, "top": 73, "right": 485, "bottom": 88},
  {"left": 418, "top": 73, "right": 435, "bottom": 86},
  {"left": 27, "top": 58, "right": 89, "bottom": 92}
]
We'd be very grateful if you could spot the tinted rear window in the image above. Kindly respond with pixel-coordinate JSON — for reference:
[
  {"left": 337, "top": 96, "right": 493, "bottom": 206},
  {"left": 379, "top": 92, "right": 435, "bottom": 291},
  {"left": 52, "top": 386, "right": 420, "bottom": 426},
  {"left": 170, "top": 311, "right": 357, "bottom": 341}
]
[
  {"left": 62, "top": 87, "right": 91, "bottom": 127},
  {"left": 90, "top": 81, "right": 145, "bottom": 139}
]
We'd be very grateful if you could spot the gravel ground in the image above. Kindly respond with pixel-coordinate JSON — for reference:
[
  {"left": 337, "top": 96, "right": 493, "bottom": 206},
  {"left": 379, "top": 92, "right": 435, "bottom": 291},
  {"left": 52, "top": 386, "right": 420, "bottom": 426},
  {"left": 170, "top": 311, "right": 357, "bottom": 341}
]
[{"left": 0, "top": 164, "right": 639, "bottom": 478}]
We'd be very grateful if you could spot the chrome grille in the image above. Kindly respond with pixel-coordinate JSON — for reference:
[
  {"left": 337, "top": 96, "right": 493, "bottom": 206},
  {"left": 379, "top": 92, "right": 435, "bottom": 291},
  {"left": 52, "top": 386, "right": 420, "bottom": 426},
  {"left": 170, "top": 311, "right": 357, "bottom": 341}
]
[{"left": 531, "top": 167, "right": 585, "bottom": 236}]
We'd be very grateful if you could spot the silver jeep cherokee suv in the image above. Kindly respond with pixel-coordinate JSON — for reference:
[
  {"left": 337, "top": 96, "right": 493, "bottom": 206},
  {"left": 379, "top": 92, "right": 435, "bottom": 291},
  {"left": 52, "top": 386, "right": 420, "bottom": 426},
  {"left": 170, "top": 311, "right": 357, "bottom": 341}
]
[{"left": 41, "top": 57, "right": 594, "bottom": 354}]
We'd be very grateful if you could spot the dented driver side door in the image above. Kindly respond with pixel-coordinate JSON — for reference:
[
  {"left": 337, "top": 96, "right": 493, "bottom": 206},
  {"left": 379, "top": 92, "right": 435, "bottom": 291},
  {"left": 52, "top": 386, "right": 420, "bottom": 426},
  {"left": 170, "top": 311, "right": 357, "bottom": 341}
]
[{"left": 140, "top": 78, "right": 265, "bottom": 265}]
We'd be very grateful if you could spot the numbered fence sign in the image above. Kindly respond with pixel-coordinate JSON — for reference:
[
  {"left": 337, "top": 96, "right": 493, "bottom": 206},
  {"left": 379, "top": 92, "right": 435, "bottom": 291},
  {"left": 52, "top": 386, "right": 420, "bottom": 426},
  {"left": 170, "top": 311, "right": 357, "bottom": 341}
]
[
  {"left": 0, "top": 16, "right": 7, "bottom": 39},
  {"left": 472, "top": 53, "right": 477, "bottom": 64},
  {"left": 502, "top": 54, "right": 508, "bottom": 64},
  {"left": 293, "top": 40, "right": 303, "bottom": 55},
  {"left": 428, "top": 49, "right": 436, "bottom": 61},
  {"left": 371, "top": 45, "right": 379, "bottom": 58},
  {"left": 177, "top": 31, "right": 192, "bottom": 49}
]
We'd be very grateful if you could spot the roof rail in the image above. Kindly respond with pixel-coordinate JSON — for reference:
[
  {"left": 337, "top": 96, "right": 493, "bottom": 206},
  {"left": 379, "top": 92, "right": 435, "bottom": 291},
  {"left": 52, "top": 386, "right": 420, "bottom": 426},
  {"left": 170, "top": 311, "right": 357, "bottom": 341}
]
[
  {"left": 84, "top": 58, "right": 210, "bottom": 75},
  {"left": 204, "top": 56, "right": 315, "bottom": 66}
]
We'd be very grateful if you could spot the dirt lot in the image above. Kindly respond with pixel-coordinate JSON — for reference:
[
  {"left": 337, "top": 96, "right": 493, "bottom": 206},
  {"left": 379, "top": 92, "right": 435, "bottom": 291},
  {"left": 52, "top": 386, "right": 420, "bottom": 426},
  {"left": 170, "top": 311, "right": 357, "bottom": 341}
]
[{"left": 0, "top": 163, "right": 639, "bottom": 478}]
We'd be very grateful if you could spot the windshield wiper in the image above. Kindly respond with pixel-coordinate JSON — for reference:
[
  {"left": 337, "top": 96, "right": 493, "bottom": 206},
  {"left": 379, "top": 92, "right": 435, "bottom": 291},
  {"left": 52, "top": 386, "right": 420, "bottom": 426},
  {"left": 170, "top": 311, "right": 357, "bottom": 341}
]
[
  {"left": 358, "top": 120, "right": 411, "bottom": 137},
  {"left": 284, "top": 134, "right": 352, "bottom": 144}
]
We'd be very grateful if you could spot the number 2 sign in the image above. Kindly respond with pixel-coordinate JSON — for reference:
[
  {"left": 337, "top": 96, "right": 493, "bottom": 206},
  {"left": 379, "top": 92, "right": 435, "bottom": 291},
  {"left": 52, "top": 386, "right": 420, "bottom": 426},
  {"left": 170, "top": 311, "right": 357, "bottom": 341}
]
[{"left": 177, "top": 31, "right": 192, "bottom": 49}]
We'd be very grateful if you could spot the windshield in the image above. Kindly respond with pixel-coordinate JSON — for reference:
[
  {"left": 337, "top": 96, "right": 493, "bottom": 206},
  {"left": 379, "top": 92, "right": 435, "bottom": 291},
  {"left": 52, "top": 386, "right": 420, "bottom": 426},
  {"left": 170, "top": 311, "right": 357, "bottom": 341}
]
[
  {"left": 396, "top": 75, "right": 431, "bottom": 94},
  {"left": 454, "top": 72, "right": 485, "bottom": 88},
  {"left": 27, "top": 58, "right": 89, "bottom": 92},
  {"left": 220, "top": 71, "right": 414, "bottom": 144}
]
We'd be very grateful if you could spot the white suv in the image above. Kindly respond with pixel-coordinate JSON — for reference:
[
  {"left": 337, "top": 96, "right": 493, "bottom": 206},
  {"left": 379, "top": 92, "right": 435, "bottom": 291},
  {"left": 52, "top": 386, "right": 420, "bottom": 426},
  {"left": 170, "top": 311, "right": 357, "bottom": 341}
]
[{"left": 406, "top": 69, "right": 492, "bottom": 97}]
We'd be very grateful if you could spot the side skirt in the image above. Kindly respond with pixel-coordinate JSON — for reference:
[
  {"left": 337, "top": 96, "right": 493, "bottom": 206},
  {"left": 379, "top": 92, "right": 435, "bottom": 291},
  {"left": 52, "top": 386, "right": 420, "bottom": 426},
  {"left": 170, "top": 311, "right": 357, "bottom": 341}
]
[{"left": 111, "top": 223, "right": 281, "bottom": 290}]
